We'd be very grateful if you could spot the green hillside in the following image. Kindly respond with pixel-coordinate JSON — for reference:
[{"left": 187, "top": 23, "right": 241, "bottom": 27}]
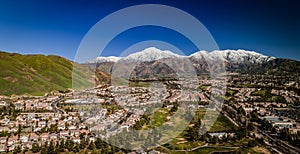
[{"left": 0, "top": 51, "right": 95, "bottom": 96}]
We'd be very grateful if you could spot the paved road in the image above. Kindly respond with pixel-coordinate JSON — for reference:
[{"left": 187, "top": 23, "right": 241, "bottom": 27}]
[
  {"left": 257, "top": 128, "right": 300, "bottom": 154},
  {"left": 50, "top": 97, "right": 66, "bottom": 114},
  {"left": 221, "top": 103, "right": 300, "bottom": 154},
  {"left": 162, "top": 143, "right": 239, "bottom": 152}
]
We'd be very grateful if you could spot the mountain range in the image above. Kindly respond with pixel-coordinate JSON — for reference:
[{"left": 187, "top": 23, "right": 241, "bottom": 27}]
[
  {"left": 90, "top": 47, "right": 274, "bottom": 63},
  {"left": 89, "top": 47, "right": 299, "bottom": 78},
  {"left": 0, "top": 47, "right": 299, "bottom": 96}
]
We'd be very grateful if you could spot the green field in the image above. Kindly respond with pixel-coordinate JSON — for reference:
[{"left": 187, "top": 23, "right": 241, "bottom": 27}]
[
  {"left": 251, "top": 89, "right": 285, "bottom": 102},
  {"left": 199, "top": 85, "right": 209, "bottom": 91}
]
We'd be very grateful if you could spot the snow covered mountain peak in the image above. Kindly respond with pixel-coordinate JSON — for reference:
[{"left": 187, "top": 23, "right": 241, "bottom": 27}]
[
  {"left": 89, "top": 56, "right": 121, "bottom": 63},
  {"left": 90, "top": 47, "right": 275, "bottom": 64},
  {"left": 121, "top": 47, "right": 181, "bottom": 62},
  {"left": 190, "top": 49, "right": 275, "bottom": 64}
]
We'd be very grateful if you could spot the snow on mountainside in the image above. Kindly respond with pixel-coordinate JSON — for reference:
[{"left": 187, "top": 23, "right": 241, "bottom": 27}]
[
  {"left": 91, "top": 47, "right": 275, "bottom": 64},
  {"left": 88, "top": 56, "right": 121, "bottom": 63},
  {"left": 190, "top": 49, "right": 275, "bottom": 64},
  {"left": 121, "top": 47, "right": 181, "bottom": 62}
]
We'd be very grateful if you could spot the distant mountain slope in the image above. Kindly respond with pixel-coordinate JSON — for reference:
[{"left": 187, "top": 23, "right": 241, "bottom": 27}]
[
  {"left": 0, "top": 51, "right": 99, "bottom": 96},
  {"left": 240, "top": 58, "right": 300, "bottom": 76},
  {"left": 190, "top": 49, "right": 274, "bottom": 64},
  {"left": 90, "top": 47, "right": 281, "bottom": 76},
  {"left": 189, "top": 49, "right": 275, "bottom": 72}
]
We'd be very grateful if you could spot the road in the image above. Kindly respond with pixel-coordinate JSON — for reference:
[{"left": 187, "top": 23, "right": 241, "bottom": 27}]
[
  {"left": 50, "top": 97, "right": 66, "bottom": 114},
  {"left": 161, "top": 143, "right": 239, "bottom": 152},
  {"left": 222, "top": 104, "right": 300, "bottom": 154},
  {"left": 257, "top": 128, "right": 300, "bottom": 154}
]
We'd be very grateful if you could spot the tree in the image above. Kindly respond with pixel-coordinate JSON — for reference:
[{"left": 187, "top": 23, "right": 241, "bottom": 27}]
[
  {"left": 248, "top": 140, "right": 258, "bottom": 147},
  {"left": 185, "top": 117, "right": 202, "bottom": 141},
  {"left": 47, "top": 141, "right": 55, "bottom": 154},
  {"left": 88, "top": 141, "right": 96, "bottom": 150},
  {"left": 40, "top": 147, "right": 47, "bottom": 154},
  {"left": 280, "top": 128, "right": 292, "bottom": 141},
  {"left": 15, "top": 125, "right": 22, "bottom": 139},
  {"left": 49, "top": 124, "right": 58, "bottom": 133},
  {"left": 40, "top": 126, "right": 47, "bottom": 133},
  {"left": 250, "top": 110, "right": 259, "bottom": 122},
  {"left": 211, "top": 136, "right": 219, "bottom": 144},
  {"left": 80, "top": 140, "right": 86, "bottom": 149},
  {"left": 59, "top": 140, "right": 65, "bottom": 152},
  {"left": 65, "top": 122, "right": 69, "bottom": 130},
  {"left": 0, "top": 130, "right": 9, "bottom": 137},
  {"left": 247, "top": 122, "right": 254, "bottom": 131},
  {"left": 65, "top": 139, "right": 74, "bottom": 151},
  {"left": 13, "top": 145, "right": 21, "bottom": 154},
  {"left": 95, "top": 138, "right": 103, "bottom": 149},
  {"left": 80, "top": 132, "right": 86, "bottom": 140},
  {"left": 236, "top": 127, "right": 247, "bottom": 140},
  {"left": 32, "top": 143, "right": 40, "bottom": 153},
  {"left": 73, "top": 143, "right": 80, "bottom": 153}
]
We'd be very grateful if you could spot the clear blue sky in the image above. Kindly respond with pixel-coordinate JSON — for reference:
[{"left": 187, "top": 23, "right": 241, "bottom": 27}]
[{"left": 0, "top": 0, "right": 299, "bottom": 61}]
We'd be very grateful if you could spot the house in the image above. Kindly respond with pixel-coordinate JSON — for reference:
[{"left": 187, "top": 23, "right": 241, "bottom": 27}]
[
  {"left": 0, "top": 126, "right": 9, "bottom": 132},
  {"left": 29, "top": 133, "right": 39, "bottom": 142},
  {"left": 68, "top": 125, "right": 77, "bottom": 130},
  {"left": 7, "top": 136, "right": 18, "bottom": 146},
  {"left": 78, "top": 123, "right": 86, "bottom": 129},
  {"left": 33, "top": 127, "right": 41, "bottom": 132},
  {"left": 50, "top": 133, "right": 58, "bottom": 141},
  {"left": 60, "top": 130, "right": 69, "bottom": 137},
  {"left": 46, "top": 105, "right": 53, "bottom": 110},
  {"left": 20, "top": 134, "right": 29, "bottom": 143},
  {"left": 60, "top": 135, "right": 67, "bottom": 141},
  {"left": 9, "top": 127, "right": 18, "bottom": 133},
  {"left": 58, "top": 123, "right": 65, "bottom": 130},
  {"left": 72, "top": 137, "right": 81, "bottom": 143},
  {"left": 148, "top": 149, "right": 163, "bottom": 154},
  {"left": 52, "top": 114, "right": 61, "bottom": 121},
  {"left": 21, "top": 141, "right": 32, "bottom": 150},
  {"left": 89, "top": 136, "right": 95, "bottom": 142},
  {"left": 260, "top": 116, "right": 296, "bottom": 130},
  {"left": 0, "top": 118, "right": 10, "bottom": 126},
  {"left": 48, "top": 120, "right": 56, "bottom": 126},
  {"left": 0, "top": 137, "right": 7, "bottom": 144},
  {"left": 38, "top": 121, "right": 46, "bottom": 128},
  {"left": 40, "top": 133, "right": 49, "bottom": 142},
  {"left": 70, "top": 130, "right": 80, "bottom": 137},
  {"left": 0, "top": 144, "right": 6, "bottom": 152},
  {"left": 208, "top": 132, "right": 227, "bottom": 139},
  {"left": 14, "top": 102, "right": 24, "bottom": 110},
  {"left": 136, "top": 148, "right": 146, "bottom": 154},
  {"left": 8, "top": 143, "right": 20, "bottom": 151},
  {"left": 80, "top": 129, "right": 89, "bottom": 135},
  {"left": 289, "top": 128, "right": 300, "bottom": 134},
  {"left": 0, "top": 101, "right": 7, "bottom": 106}
]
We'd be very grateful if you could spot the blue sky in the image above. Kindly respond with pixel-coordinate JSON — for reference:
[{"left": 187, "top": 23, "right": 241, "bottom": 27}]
[{"left": 0, "top": 0, "right": 299, "bottom": 61}]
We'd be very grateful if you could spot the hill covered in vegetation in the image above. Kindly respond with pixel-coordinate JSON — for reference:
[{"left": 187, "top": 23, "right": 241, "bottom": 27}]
[{"left": 0, "top": 51, "right": 99, "bottom": 96}]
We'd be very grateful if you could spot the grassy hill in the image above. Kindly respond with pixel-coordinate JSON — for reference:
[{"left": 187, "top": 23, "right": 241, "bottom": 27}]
[{"left": 0, "top": 51, "right": 99, "bottom": 96}]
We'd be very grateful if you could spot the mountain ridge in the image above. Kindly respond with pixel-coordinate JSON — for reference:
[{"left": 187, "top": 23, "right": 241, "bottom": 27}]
[
  {"left": 0, "top": 48, "right": 298, "bottom": 96},
  {"left": 89, "top": 47, "right": 299, "bottom": 78},
  {"left": 90, "top": 47, "right": 276, "bottom": 64}
]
